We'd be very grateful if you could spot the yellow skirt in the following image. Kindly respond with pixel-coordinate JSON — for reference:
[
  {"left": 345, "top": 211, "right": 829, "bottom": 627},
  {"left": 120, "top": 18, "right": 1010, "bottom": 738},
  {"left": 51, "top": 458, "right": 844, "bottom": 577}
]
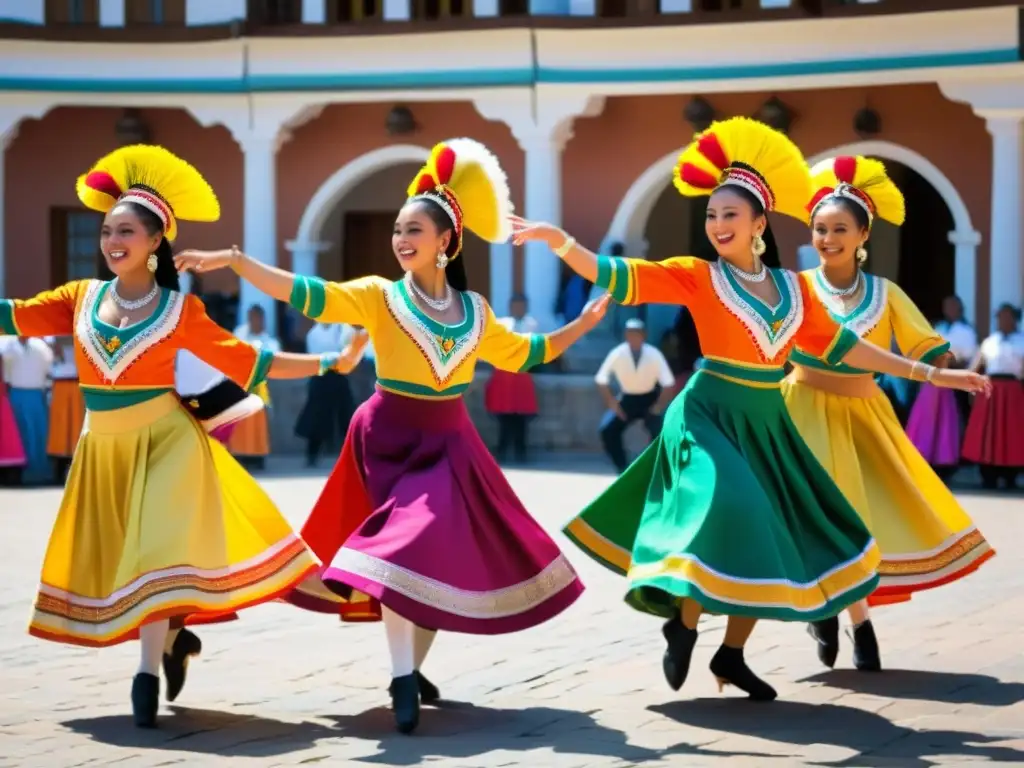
[
  {"left": 29, "top": 394, "right": 318, "bottom": 648},
  {"left": 227, "top": 410, "right": 270, "bottom": 458},
  {"left": 47, "top": 379, "right": 85, "bottom": 458},
  {"left": 781, "top": 377, "right": 993, "bottom": 604}
]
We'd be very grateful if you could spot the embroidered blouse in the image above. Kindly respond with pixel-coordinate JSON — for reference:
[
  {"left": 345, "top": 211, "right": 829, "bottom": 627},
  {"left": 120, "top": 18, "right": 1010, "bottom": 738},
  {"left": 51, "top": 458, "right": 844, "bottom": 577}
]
[
  {"left": 595, "top": 255, "right": 858, "bottom": 369},
  {"left": 289, "top": 275, "right": 554, "bottom": 400},
  {"left": 789, "top": 270, "right": 949, "bottom": 375},
  {"left": 0, "top": 279, "right": 274, "bottom": 411}
]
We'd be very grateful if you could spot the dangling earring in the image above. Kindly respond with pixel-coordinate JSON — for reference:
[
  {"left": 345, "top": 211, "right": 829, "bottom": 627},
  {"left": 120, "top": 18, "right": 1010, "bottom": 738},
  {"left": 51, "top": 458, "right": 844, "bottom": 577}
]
[
  {"left": 752, "top": 234, "right": 766, "bottom": 258},
  {"left": 146, "top": 253, "right": 158, "bottom": 273},
  {"left": 436, "top": 251, "right": 449, "bottom": 270},
  {"left": 856, "top": 245, "right": 868, "bottom": 264}
]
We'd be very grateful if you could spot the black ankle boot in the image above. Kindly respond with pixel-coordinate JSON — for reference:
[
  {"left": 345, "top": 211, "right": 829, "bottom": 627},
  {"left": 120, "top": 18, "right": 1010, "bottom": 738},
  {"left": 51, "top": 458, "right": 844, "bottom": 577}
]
[
  {"left": 416, "top": 670, "right": 440, "bottom": 704},
  {"left": 807, "top": 616, "right": 840, "bottom": 668},
  {"left": 388, "top": 674, "right": 421, "bottom": 734},
  {"left": 661, "top": 616, "right": 699, "bottom": 691},
  {"left": 850, "top": 620, "right": 882, "bottom": 672},
  {"left": 131, "top": 673, "right": 160, "bottom": 728},
  {"left": 709, "top": 645, "right": 777, "bottom": 701},
  {"left": 163, "top": 628, "right": 202, "bottom": 702}
]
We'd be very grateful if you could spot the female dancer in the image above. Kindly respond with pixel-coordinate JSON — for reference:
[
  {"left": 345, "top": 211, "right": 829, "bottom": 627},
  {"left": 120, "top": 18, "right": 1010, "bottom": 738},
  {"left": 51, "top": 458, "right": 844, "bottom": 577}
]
[
  {"left": 782, "top": 156, "right": 994, "bottom": 671},
  {"left": 511, "top": 118, "right": 988, "bottom": 701},
  {"left": 906, "top": 295, "right": 978, "bottom": 478},
  {"left": 174, "top": 138, "right": 606, "bottom": 734},
  {"left": 0, "top": 145, "right": 356, "bottom": 728},
  {"left": 962, "top": 302, "right": 1024, "bottom": 489}
]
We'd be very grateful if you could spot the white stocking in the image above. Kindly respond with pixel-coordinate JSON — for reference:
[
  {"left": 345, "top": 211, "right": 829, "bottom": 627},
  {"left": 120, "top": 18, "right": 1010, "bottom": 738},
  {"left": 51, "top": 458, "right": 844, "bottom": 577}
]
[
  {"left": 413, "top": 626, "right": 437, "bottom": 671},
  {"left": 382, "top": 605, "right": 415, "bottom": 678},
  {"left": 139, "top": 619, "right": 170, "bottom": 676},
  {"left": 847, "top": 599, "right": 870, "bottom": 627}
]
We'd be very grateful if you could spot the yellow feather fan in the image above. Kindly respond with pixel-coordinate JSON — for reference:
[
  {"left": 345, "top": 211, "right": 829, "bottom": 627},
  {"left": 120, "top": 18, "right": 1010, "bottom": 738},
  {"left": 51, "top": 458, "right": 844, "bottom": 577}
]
[
  {"left": 407, "top": 138, "right": 513, "bottom": 258},
  {"left": 673, "top": 117, "right": 812, "bottom": 223},
  {"left": 808, "top": 155, "right": 905, "bottom": 227},
  {"left": 76, "top": 145, "right": 220, "bottom": 242}
]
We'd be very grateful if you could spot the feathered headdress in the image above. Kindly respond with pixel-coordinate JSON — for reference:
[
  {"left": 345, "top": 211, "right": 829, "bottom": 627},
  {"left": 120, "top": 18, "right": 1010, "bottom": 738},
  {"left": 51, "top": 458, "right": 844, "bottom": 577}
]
[
  {"left": 673, "top": 117, "right": 812, "bottom": 222},
  {"left": 406, "top": 138, "right": 513, "bottom": 259},
  {"left": 76, "top": 145, "right": 220, "bottom": 242},
  {"left": 807, "top": 156, "right": 905, "bottom": 228}
]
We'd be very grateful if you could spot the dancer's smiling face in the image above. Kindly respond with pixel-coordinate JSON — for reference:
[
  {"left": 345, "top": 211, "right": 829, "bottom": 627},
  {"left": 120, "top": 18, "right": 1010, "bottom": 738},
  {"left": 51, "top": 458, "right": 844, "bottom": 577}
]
[
  {"left": 392, "top": 200, "right": 454, "bottom": 274},
  {"left": 811, "top": 199, "right": 869, "bottom": 269},
  {"left": 99, "top": 203, "right": 163, "bottom": 279},
  {"left": 705, "top": 186, "right": 765, "bottom": 262}
]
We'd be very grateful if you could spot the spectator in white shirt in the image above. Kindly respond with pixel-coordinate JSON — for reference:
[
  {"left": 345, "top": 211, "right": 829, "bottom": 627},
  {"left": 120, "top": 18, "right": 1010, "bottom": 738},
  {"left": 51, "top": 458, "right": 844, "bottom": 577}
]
[
  {"left": 1, "top": 336, "right": 53, "bottom": 484},
  {"left": 296, "top": 323, "right": 369, "bottom": 467},
  {"left": 228, "top": 305, "right": 281, "bottom": 470},
  {"left": 594, "top": 319, "right": 676, "bottom": 472}
]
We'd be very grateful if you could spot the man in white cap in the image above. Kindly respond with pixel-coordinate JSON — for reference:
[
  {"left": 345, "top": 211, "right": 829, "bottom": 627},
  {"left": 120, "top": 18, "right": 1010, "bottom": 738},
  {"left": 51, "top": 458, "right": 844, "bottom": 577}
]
[{"left": 594, "top": 318, "right": 675, "bottom": 472}]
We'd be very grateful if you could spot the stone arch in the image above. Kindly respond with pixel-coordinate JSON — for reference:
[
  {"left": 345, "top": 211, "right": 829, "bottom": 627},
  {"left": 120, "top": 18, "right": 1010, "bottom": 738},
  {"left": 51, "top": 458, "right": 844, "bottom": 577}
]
[
  {"left": 293, "top": 144, "right": 430, "bottom": 245},
  {"left": 603, "top": 140, "right": 982, "bottom": 323}
]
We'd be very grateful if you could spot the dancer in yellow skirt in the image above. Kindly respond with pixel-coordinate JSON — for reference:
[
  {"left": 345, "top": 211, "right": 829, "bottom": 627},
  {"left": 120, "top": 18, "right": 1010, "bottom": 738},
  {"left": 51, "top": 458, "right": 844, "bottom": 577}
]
[
  {"left": 0, "top": 145, "right": 359, "bottom": 728},
  {"left": 782, "top": 155, "right": 995, "bottom": 671}
]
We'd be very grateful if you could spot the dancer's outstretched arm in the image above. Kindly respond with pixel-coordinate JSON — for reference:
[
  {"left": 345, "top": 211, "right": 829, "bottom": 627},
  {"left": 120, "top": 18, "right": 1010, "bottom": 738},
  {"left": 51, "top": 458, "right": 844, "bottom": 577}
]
[{"left": 175, "top": 247, "right": 297, "bottom": 305}]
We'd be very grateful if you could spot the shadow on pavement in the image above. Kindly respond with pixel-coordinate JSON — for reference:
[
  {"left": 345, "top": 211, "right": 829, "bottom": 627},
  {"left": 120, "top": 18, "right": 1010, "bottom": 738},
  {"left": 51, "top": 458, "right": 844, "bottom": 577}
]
[
  {"left": 800, "top": 669, "right": 1024, "bottom": 707},
  {"left": 62, "top": 705, "right": 337, "bottom": 757},
  {"left": 650, "top": 699, "right": 1024, "bottom": 766},
  {"left": 325, "top": 700, "right": 660, "bottom": 764}
]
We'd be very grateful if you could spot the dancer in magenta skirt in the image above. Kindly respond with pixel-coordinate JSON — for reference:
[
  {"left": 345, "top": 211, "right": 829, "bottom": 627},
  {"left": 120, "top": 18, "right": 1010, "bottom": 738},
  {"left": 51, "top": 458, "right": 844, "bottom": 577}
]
[
  {"left": 0, "top": 376, "right": 26, "bottom": 482},
  {"left": 906, "top": 295, "right": 978, "bottom": 478},
  {"left": 174, "top": 138, "right": 609, "bottom": 734}
]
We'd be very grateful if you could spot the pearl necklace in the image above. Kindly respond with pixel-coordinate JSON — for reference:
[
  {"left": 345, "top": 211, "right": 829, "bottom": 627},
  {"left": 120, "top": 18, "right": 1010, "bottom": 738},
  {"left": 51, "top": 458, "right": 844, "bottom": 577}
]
[
  {"left": 818, "top": 268, "right": 862, "bottom": 298},
  {"left": 110, "top": 279, "right": 159, "bottom": 311},
  {"left": 405, "top": 273, "right": 453, "bottom": 311},
  {"left": 725, "top": 259, "right": 768, "bottom": 284}
]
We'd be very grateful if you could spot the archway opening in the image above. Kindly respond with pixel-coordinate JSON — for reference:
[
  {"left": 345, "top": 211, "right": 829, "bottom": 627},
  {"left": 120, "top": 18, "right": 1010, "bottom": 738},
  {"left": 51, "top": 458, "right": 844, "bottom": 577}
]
[{"left": 305, "top": 162, "right": 491, "bottom": 295}]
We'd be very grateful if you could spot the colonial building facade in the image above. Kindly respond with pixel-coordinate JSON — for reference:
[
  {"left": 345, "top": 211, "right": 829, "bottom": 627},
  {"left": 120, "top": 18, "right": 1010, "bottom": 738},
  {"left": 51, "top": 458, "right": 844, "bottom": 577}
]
[{"left": 1, "top": 0, "right": 1022, "bottom": 337}]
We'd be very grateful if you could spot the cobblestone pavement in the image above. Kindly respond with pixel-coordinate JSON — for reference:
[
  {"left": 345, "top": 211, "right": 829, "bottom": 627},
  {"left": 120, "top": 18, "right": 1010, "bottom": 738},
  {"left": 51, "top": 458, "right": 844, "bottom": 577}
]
[{"left": 2, "top": 465, "right": 1023, "bottom": 767}]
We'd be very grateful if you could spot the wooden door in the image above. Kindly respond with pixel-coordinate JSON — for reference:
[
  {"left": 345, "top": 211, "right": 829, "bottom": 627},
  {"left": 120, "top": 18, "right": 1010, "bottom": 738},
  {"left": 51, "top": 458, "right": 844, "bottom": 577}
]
[{"left": 343, "top": 212, "right": 403, "bottom": 282}]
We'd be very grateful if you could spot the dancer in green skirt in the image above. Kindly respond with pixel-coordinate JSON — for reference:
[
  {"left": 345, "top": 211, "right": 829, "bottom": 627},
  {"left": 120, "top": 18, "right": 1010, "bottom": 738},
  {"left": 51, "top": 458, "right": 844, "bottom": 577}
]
[{"left": 510, "top": 118, "right": 989, "bottom": 701}]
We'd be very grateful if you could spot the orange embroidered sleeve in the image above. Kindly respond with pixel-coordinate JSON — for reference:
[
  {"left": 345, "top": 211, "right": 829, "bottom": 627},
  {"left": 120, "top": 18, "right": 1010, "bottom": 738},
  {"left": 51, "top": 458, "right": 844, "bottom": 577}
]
[
  {"left": 0, "top": 280, "right": 85, "bottom": 337},
  {"left": 794, "top": 274, "right": 860, "bottom": 365},
  {"left": 179, "top": 295, "right": 272, "bottom": 392},
  {"left": 594, "top": 255, "right": 705, "bottom": 306}
]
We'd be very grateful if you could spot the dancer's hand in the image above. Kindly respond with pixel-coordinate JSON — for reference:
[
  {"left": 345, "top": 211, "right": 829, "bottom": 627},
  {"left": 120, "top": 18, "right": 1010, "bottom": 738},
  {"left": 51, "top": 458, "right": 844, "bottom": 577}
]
[
  {"left": 509, "top": 215, "right": 571, "bottom": 252},
  {"left": 579, "top": 295, "right": 611, "bottom": 330},
  {"left": 174, "top": 247, "right": 239, "bottom": 274},
  {"left": 932, "top": 368, "right": 991, "bottom": 395}
]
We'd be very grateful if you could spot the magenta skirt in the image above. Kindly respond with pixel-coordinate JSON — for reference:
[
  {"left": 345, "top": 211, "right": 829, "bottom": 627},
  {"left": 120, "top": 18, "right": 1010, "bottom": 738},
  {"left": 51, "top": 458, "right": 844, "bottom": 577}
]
[
  {"left": 296, "top": 388, "right": 583, "bottom": 634},
  {"left": 906, "top": 383, "right": 961, "bottom": 467}
]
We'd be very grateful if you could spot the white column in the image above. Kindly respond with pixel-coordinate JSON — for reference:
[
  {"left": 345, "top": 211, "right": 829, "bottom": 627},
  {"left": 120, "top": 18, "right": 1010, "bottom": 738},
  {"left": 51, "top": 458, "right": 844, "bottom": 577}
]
[
  {"left": 474, "top": 0, "right": 499, "bottom": 15},
  {"left": 99, "top": 0, "right": 125, "bottom": 26},
  {"left": 186, "top": 0, "right": 246, "bottom": 24},
  {"left": 516, "top": 125, "right": 570, "bottom": 330},
  {"left": 383, "top": 0, "right": 411, "bottom": 20},
  {"left": 0, "top": 0, "right": 44, "bottom": 23},
  {"left": 489, "top": 241, "right": 513, "bottom": 313},
  {"left": 238, "top": 132, "right": 280, "bottom": 336},
  {"left": 301, "top": 0, "right": 326, "bottom": 23},
  {"left": 982, "top": 112, "right": 1024, "bottom": 318},
  {"left": 285, "top": 240, "right": 330, "bottom": 277},
  {"left": 948, "top": 229, "right": 981, "bottom": 327}
]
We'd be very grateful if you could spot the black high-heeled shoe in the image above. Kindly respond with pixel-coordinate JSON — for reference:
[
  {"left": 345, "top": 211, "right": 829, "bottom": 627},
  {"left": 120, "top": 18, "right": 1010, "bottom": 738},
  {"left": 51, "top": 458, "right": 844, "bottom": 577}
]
[
  {"left": 709, "top": 645, "right": 777, "bottom": 701},
  {"left": 163, "top": 628, "right": 202, "bottom": 702},
  {"left": 131, "top": 672, "right": 160, "bottom": 728},
  {"left": 807, "top": 616, "right": 840, "bottom": 669},
  {"left": 661, "top": 614, "right": 699, "bottom": 691},
  {"left": 388, "top": 674, "right": 421, "bottom": 734},
  {"left": 850, "top": 620, "right": 882, "bottom": 672},
  {"left": 416, "top": 670, "right": 440, "bottom": 704}
]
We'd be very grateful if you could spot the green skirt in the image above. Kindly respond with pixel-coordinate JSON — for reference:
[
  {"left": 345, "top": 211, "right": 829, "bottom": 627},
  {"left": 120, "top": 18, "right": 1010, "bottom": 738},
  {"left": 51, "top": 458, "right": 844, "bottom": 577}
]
[{"left": 564, "top": 359, "right": 881, "bottom": 622}]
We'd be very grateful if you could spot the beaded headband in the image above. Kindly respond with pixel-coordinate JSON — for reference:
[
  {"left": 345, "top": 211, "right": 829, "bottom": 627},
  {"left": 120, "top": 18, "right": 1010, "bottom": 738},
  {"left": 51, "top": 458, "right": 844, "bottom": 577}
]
[
  {"left": 116, "top": 187, "right": 174, "bottom": 232},
  {"left": 409, "top": 185, "right": 465, "bottom": 258},
  {"left": 717, "top": 165, "right": 776, "bottom": 212},
  {"left": 810, "top": 182, "right": 875, "bottom": 223}
]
